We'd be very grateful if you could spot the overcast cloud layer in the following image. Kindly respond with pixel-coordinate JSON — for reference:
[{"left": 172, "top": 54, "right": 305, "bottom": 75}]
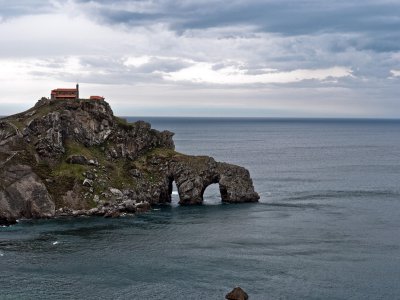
[{"left": 0, "top": 0, "right": 399, "bottom": 117}]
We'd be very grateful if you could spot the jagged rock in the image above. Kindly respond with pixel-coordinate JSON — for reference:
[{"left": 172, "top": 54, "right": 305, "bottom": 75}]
[
  {"left": 104, "top": 209, "right": 121, "bottom": 218},
  {"left": 72, "top": 210, "right": 83, "bottom": 216},
  {"left": 110, "top": 188, "right": 123, "bottom": 197},
  {"left": 84, "top": 172, "right": 96, "bottom": 180},
  {"left": 83, "top": 179, "right": 94, "bottom": 187},
  {"left": 87, "top": 208, "right": 99, "bottom": 215},
  {"left": 88, "top": 159, "right": 98, "bottom": 166},
  {"left": 0, "top": 98, "right": 259, "bottom": 223},
  {"left": 135, "top": 201, "right": 151, "bottom": 213},
  {"left": 29, "top": 112, "right": 65, "bottom": 158},
  {"left": 66, "top": 155, "right": 88, "bottom": 165},
  {"left": 122, "top": 200, "right": 137, "bottom": 213},
  {"left": 0, "top": 165, "right": 55, "bottom": 221},
  {"left": 217, "top": 163, "right": 260, "bottom": 203},
  {"left": 225, "top": 287, "right": 249, "bottom": 300},
  {"left": 139, "top": 155, "right": 259, "bottom": 205},
  {"left": 129, "top": 168, "right": 141, "bottom": 178}
]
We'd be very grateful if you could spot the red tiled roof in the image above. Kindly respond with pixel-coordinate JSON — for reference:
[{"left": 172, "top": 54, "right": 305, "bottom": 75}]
[
  {"left": 90, "top": 95, "right": 104, "bottom": 100},
  {"left": 54, "top": 95, "right": 77, "bottom": 98},
  {"left": 52, "top": 88, "right": 77, "bottom": 92}
]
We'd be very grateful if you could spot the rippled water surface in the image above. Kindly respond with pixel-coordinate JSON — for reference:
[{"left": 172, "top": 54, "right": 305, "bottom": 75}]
[{"left": 1, "top": 118, "right": 400, "bottom": 299}]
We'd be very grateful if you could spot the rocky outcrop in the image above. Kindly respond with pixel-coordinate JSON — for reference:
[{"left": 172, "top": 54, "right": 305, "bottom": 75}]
[
  {"left": 225, "top": 287, "right": 249, "bottom": 300},
  {"left": 0, "top": 98, "right": 259, "bottom": 225},
  {"left": 0, "top": 165, "right": 55, "bottom": 225},
  {"left": 136, "top": 154, "right": 260, "bottom": 205},
  {"left": 24, "top": 99, "right": 173, "bottom": 161},
  {"left": 106, "top": 120, "right": 174, "bottom": 161},
  {"left": 66, "top": 155, "right": 88, "bottom": 165},
  {"left": 217, "top": 163, "right": 260, "bottom": 203}
]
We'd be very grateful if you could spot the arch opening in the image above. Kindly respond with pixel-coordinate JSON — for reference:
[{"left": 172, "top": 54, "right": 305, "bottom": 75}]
[
  {"left": 202, "top": 183, "right": 222, "bottom": 205},
  {"left": 169, "top": 178, "right": 180, "bottom": 206}
]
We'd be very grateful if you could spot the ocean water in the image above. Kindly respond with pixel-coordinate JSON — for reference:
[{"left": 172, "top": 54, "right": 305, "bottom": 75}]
[{"left": 1, "top": 118, "right": 400, "bottom": 299}]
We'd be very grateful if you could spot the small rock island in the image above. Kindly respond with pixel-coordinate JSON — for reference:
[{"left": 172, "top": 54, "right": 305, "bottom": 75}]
[{"left": 0, "top": 88, "right": 259, "bottom": 226}]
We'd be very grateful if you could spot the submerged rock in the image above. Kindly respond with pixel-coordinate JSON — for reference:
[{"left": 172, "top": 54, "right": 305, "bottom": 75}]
[{"left": 0, "top": 98, "right": 259, "bottom": 223}]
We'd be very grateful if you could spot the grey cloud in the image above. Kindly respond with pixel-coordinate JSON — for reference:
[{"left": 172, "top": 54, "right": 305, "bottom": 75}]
[
  {"left": 25, "top": 55, "right": 192, "bottom": 85},
  {"left": 72, "top": 0, "right": 400, "bottom": 52},
  {"left": 0, "top": 0, "right": 399, "bottom": 117},
  {"left": 0, "top": 0, "right": 54, "bottom": 19},
  {"left": 3, "top": 0, "right": 399, "bottom": 53},
  {"left": 91, "top": 10, "right": 165, "bottom": 26},
  {"left": 135, "top": 58, "right": 192, "bottom": 73}
]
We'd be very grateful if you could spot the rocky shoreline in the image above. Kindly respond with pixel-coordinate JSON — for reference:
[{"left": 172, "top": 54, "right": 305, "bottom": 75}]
[{"left": 0, "top": 98, "right": 259, "bottom": 226}]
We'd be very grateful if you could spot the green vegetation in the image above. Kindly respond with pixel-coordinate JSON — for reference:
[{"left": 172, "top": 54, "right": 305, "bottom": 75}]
[
  {"left": 135, "top": 148, "right": 178, "bottom": 166},
  {"left": 114, "top": 116, "right": 134, "bottom": 130},
  {"left": 64, "top": 139, "right": 106, "bottom": 164},
  {"left": 108, "top": 160, "right": 136, "bottom": 189},
  {"left": 7, "top": 119, "right": 25, "bottom": 131},
  {"left": 52, "top": 162, "right": 87, "bottom": 180}
]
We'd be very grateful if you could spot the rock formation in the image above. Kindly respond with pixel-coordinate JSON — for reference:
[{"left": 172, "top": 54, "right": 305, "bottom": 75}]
[
  {"left": 225, "top": 287, "right": 249, "bottom": 300},
  {"left": 0, "top": 98, "right": 259, "bottom": 225}
]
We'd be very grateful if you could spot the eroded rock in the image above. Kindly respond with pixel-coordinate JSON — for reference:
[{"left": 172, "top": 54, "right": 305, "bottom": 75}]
[
  {"left": 83, "top": 179, "right": 93, "bottom": 187},
  {"left": 0, "top": 98, "right": 259, "bottom": 223},
  {"left": 137, "top": 154, "right": 259, "bottom": 205},
  {"left": 0, "top": 165, "right": 55, "bottom": 221},
  {"left": 225, "top": 287, "right": 249, "bottom": 300}
]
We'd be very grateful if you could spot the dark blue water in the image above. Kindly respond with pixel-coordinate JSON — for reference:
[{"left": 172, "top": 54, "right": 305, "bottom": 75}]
[{"left": 1, "top": 118, "right": 400, "bottom": 299}]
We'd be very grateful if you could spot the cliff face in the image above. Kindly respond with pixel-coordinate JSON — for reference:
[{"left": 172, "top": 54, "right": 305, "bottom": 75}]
[{"left": 0, "top": 98, "right": 259, "bottom": 225}]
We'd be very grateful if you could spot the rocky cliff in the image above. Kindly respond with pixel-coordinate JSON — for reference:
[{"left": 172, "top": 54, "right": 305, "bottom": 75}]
[{"left": 0, "top": 98, "right": 259, "bottom": 225}]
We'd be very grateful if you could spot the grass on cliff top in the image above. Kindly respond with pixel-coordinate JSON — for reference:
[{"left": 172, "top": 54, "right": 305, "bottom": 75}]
[
  {"left": 4, "top": 98, "right": 57, "bottom": 120},
  {"left": 52, "top": 162, "right": 87, "bottom": 180},
  {"left": 114, "top": 116, "right": 134, "bottom": 130},
  {"left": 64, "top": 140, "right": 106, "bottom": 163},
  {"left": 134, "top": 147, "right": 177, "bottom": 167},
  {"left": 56, "top": 139, "right": 137, "bottom": 190},
  {"left": 135, "top": 147, "right": 213, "bottom": 165},
  {"left": 108, "top": 159, "right": 137, "bottom": 189},
  {"left": 3, "top": 98, "right": 105, "bottom": 128},
  {"left": 51, "top": 139, "right": 105, "bottom": 180},
  {"left": 135, "top": 147, "right": 214, "bottom": 172}
]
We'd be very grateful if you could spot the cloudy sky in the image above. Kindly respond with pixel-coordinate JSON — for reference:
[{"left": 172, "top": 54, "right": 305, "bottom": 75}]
[{"left": 0, "top": 0, "right": 399, "bottom": 117}]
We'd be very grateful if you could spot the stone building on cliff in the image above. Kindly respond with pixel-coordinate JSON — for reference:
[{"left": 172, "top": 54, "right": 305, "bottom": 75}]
[
  {"left": 50, "top": 84, "right": 104, "bottom": 101},
  {"left": 51, "top": 84, "right": 79, "bottom": 100}
]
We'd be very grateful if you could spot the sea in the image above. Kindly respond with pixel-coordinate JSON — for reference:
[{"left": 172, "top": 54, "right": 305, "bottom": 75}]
[{"left": 1, "top": 118, "right": 400, "bottom": 300}]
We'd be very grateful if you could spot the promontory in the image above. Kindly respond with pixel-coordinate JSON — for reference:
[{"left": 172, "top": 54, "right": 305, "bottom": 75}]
[{"left": 0, "top": 97, "right": 259, "bottom": 226}]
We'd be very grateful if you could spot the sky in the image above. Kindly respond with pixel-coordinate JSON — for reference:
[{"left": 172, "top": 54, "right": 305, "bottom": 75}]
[{"left": 0, "top": 0, "right": 399, "bottom": 117}]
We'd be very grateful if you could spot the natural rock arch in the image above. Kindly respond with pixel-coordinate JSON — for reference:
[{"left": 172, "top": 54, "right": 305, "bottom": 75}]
[{"left": 156, "top": 157, "right": 259, "bottom": 206}]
